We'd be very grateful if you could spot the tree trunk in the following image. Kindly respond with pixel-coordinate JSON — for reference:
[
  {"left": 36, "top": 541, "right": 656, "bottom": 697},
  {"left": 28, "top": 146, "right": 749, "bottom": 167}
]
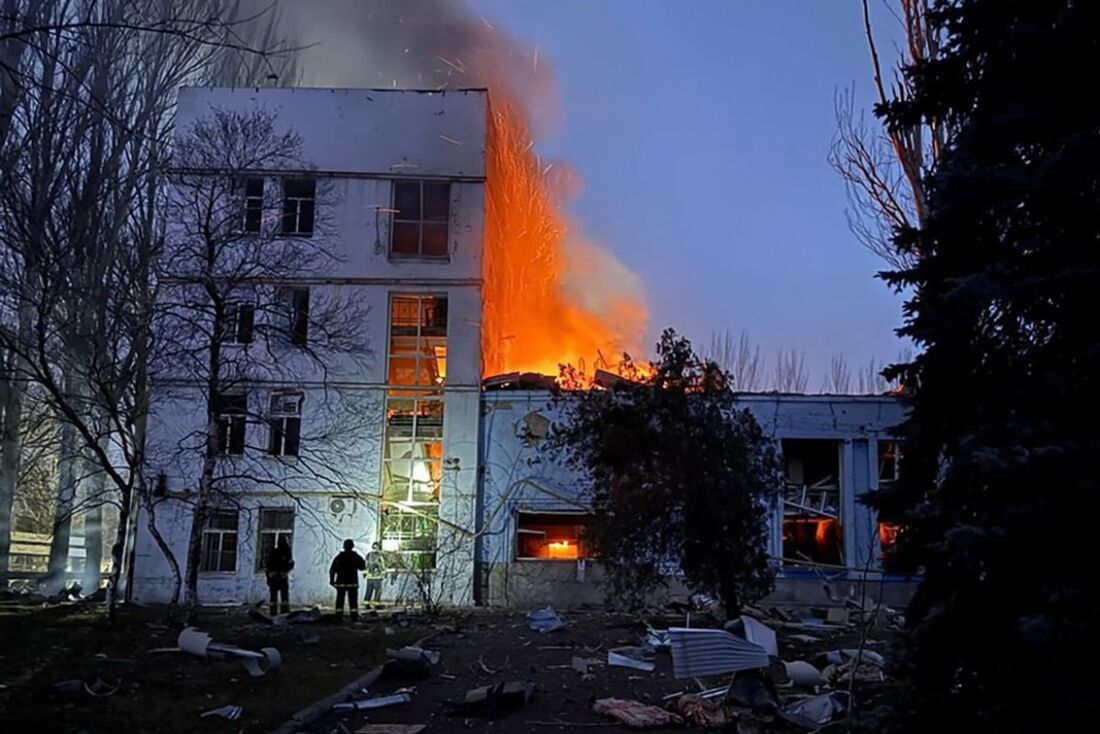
[
  {"left": 80, "top": 482, "right": 104, "bottom": 594},
  {"left": 145, "top": 497, "right": 181, "bottom": 606},
  {"left": 0, "top": 355, "right": 24, "bottom": 588},
  {"left": 44, "top": 421, "right": 78, "bottom": 593}
]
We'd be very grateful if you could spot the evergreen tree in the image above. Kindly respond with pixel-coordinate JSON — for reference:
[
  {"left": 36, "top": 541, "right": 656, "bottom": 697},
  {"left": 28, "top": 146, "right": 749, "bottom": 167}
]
[{"left": 873, "top": 1, "right": 1099, "bottom": 729}]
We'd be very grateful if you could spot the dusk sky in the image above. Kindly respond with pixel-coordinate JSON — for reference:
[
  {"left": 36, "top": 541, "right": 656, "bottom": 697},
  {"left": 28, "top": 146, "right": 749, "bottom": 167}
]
[{"left": 468, "top": 0, "right": 908, "bottom": 384}]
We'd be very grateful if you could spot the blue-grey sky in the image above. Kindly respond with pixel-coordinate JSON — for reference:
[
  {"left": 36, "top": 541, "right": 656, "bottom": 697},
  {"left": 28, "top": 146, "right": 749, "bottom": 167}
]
[{"left": 468, "top": 0, "right": 907, "bottom": 385}]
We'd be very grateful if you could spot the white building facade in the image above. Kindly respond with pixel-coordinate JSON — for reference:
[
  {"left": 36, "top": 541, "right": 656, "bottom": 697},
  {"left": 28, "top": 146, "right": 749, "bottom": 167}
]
[{"left": 131, "top": 87, "right": 910, "bottom": 609}]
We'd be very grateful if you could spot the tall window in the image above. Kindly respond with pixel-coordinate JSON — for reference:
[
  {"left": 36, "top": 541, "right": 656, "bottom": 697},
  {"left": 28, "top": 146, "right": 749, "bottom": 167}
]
[
  {"left": 388, "top": 295, "right": 447, "bottom": 387},
  {"left": 877, "top": 441, "right": 900, "bottom": 483},
  {"left": 200, "top": 510, "right": 239, "bottom": 572},
  {"left": 391, "top": 180, "right": 449, "bottom": 258},
  {"left": 267, "top": 392, "right": 302, "bottom": 457},
  {"left": 242, "top": 177, "right": 264, "bottom": 233},
  {"left": 213, "top": 393, "right": 247, "bottom": 455},
  {"left": 277, "top": 287, "right": 310, "bottom": 346},
  {"left": 223, "top": 302, "right": 255, "bottom": 344},
  {"left": 255, "top": 508, "right": 294, "bottom": 571},
  {"left": 380, "top": 294, "right": 448, "bottom": 568},
  {"left": 281, "top": 178, "right": 316, "bottom": 236},
  {"left": 516, "top": 512, "right": 593, "bottom": 560}
]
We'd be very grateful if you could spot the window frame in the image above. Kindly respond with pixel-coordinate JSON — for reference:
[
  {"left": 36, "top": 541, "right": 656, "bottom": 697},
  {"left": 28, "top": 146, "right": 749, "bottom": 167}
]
[
  {"left": 241, "top": 176, "right": 265, "bottom": 234},
  {"left": 386, "top": 293, "right": 448, "bottom": 388},
  {"left": 281, "top": 177, "right": 316, "bottom": 237},
  {"left": 267, "top": 391, "right": 303, "bottom": 458},
  {"left": 213, "top": 392, "right": 248, "bottom": 456},
  {"left": 223, "top": 301, "right": 256, "bottom": 345},
  {"left": 515, "top": 511, "right": 593, "bottom": 561},
  {"left": 276, "top": 286, "right": 310, "bottom": 347},
  {"left": 390, "top": 180, "right": 450, "bottom": 260},
  {"left": 254, "top": 507, "right": 295, "bottom": 573},
  {"left": 199, "top": 509, "right": 239, "bottom": 573}
]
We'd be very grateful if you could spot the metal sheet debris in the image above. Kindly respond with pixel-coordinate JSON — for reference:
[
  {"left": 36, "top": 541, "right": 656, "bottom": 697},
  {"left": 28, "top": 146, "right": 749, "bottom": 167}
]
[
  {"left": 332, "top": 692, "right": 413, "bottom": 711},
  {"left": 778, "top": 691, "right": 849, "bottom": 729},
  {"left": 668, "top": 627, "right": 770, "bottom": 678},
  {"left": 177, "top": 627, "right": 282, "bottom": 677},
  {"left": 739, "top": 615, "right": 779, "bottom": 657},
  {"left": 200, "top": 704, "right": 243, "bottom": 720},
  {"left": 607, "top": 648, "right": 656, "bottom": 672}
]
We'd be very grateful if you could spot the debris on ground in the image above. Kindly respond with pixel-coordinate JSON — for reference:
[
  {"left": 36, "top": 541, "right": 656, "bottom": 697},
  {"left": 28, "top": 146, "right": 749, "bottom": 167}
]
[
  {"left": 668, "top": 627, "right": 770, "bottom": 678},
  {"left": 53, "top": 676, "right": 120, "bottom": 698},
  {"left": 178, "top": 626, "right": 282, "bottom": 677},
  {"left": 387, "top": 645, "right": 441, "bottom": 665},
  {"left": 778, "top": 691, "right": 849, "bottom": 729},
  {"left": 355, "top": 726, "right": 427, "bottom": 734},
  {"left": 674, "top": 693, "right": 741, "bottom": 728},
  {"left": 727, "top": 669, "right": 780, "bottom": 713},
  {"left": 526, "top": 607, "right": 567, "bottom": 633},
  {"left": 450, "top": 681, "right": 534, "bottom": 718},
  {"left": 784, "top": 660, "right": 827, "bottom": 688},
  {"left": 592, "top": 697, "right": 683, "bottom": 729},
  {"left": 200, "top": 704, "right": 244, "bottom": 720},
  {"left": 607, "top": 646, "right": 656, "bottom": 672},
  {"left": 333, "top": 691, "right": 413, "bottom": 711}
]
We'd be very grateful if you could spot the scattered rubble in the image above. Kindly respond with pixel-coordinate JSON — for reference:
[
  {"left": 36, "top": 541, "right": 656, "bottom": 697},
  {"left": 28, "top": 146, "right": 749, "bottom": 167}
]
[
  {"left": 333, "top": 691, "right": 413, "bottom": 711},
  {"left": 450, "top": 681, "right": 534, "bottom": 718},
  {"left": 200, "top": 704, "right": 244, "bottom": 720},
  {"left": 593, "top": 697, "right": 683, "bottom": 728},
  {"left": 177, "top": 626, "right": 282, "bottom": 677},
  {"left": 526, "top": 607, "right": 567, "bottom": 633}
]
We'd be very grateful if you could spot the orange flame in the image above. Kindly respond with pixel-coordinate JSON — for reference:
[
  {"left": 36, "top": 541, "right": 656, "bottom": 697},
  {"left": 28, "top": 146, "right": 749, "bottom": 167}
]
[{"left": 481, "top": 100, "right": 648, "bottom": 378}]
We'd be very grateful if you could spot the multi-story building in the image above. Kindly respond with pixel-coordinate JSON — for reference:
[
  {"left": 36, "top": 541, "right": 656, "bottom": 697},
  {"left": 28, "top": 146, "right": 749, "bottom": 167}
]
[{"left": 130, "top": 87, "right": 912, "bottom": 609}]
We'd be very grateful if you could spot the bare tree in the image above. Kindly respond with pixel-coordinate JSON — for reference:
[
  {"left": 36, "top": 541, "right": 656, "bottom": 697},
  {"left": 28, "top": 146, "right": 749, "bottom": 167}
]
[
  {"left": 0, "top": 0, "right": 289, "bottom": 614},
  {"left": 774, "top": 347, "right": 809, "bottom": 393},
  {"left": 830, "top": 0, "right": 947, "bottom": 267},
  {"left": 158, "top": 106, "right": 372, "bottom": 612},
  {"left": 707, "top": 330, "right": 766, "bottom": 391},
  {"left": 823, "top": 354, "right": 854, "bottom": 394}
]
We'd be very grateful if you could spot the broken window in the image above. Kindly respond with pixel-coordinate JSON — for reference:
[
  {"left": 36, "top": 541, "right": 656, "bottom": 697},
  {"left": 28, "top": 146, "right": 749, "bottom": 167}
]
[
  {"left": 380, "top": 395, "right": 442, "bottom": 569},
  {"left": 267, "top": 392, "right": 302, "bottom": 457},
  {"left": 213, "top": 393, "right": 247, "bottom": 455},
  {"left": 877, "top": 440, "right": 900, "bottom": 483},
  {"left": 388, "top": 294, "right": 447, "bottom": 387},
  {"left": 516, "top": 512, "right": 592, "bottom": 560},
  {"left": 281, "top": 177, "right": 316, "bottom": 236},
  {"left": 255, "top": 508, "right": 294, "bottom": 572},
  {"left": 391, "top": 180, "right": 450, "bottom": 258},
  {"left": 276, "top": 286, "right": 310, "bottom": 346},
  {"left": 780, "top": 439, "right": 843, "bottom": 567},
  {"left": 241, "top": 177, "right": 264, "bottom": 233},
  {"left": 200, "top": 509, "right": 239, "bottom": 573},
  {"left": 223, "top": 301, "right": 255, "bottom": 344}
]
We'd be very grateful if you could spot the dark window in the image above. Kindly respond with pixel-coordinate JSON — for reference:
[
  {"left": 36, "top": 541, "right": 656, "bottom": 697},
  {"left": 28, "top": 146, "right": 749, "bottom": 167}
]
[
  {"left": 243, "top": 177, "right": 264, "bottom": 233},
  {"left": 878, "top": 441, "right": 900, "bottom": 483},
  {"left": 391, "top": 180, "right": 450, "bottom": 258},
  {"left": 255, "top": 508, "right": 294, "bottom": 571},
  {"left": 223, "top": 302, "right": 255, "bottom": 344},
  {"left": 213, "top": 393, "right": 247, "bottom": 455},
  {"left": 516, "top": 512, "right": 592, "bottom": 560},
  {"left": 267, "top": 392, "right": 302, "bottom": 457},
  {"left": 282, "top": 178, "right": 316, "bottom": 236},
  {"left": 200, "top": 510, "right": 239, "bottom": 572},
  {"left": 280, "top": 287, "right": 310, "bottom": 346}
]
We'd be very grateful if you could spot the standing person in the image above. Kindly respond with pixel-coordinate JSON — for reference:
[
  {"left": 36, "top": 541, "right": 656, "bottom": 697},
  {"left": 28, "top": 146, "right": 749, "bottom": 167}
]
[
  {"left": 329, "top": 539, "right": 365, "bottom": 620},
  {"left": 265, "top": 536, "right": 294, "bottom": 616},
  {"left": 363, "top": 541, "right": 384, "bottom": 608}
]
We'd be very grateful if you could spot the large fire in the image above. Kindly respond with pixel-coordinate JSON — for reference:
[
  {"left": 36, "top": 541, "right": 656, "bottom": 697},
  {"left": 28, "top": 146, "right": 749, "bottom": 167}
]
[{"left": 480, "top": 99, "right": 648, "bottom": 378}]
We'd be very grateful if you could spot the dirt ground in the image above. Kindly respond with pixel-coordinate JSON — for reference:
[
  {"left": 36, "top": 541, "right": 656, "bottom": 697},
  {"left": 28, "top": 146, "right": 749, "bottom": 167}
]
[{"left": 0, "top": 598, "right": 901, "bottom": 733}]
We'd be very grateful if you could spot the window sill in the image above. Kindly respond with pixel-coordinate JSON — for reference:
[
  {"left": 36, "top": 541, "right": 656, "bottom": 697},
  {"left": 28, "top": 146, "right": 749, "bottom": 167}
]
[
  {"left": 198, "top": 571, "right": 238, "bottom": 577},
  {"left": 387, "top": 254, "right": 451, "bottom": 263}
]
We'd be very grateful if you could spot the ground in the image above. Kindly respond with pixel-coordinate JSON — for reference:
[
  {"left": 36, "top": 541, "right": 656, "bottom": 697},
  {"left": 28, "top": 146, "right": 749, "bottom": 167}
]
[{"left": 0, "top": 598, "right": 901, "bottom": 733}]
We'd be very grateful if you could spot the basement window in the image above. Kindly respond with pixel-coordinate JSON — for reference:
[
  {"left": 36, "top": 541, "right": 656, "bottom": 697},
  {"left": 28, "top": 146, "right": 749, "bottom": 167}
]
[
  {"left": 391, "top": 180, "right": 450, "bottom": 259},
  {"left": 781, "top": 439, "right": 843, "bottom": 567},
  {"left": 516, "top": 512, "right": 592, "bottom": 560}
]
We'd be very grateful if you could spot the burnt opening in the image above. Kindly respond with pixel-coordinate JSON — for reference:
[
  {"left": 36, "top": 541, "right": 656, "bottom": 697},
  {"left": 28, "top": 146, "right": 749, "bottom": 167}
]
[{"left": 781, "top": 439, "right": 843, "bottom": 567}]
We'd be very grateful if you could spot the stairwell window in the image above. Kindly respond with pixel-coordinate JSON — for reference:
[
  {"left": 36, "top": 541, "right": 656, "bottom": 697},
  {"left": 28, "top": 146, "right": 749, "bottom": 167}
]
[
  {"left": 267, "top": 392, "right": 302, "bottom": 457},
  {"left": 391, "top": 180, "right": 449, "bottom": 259},
  {"left": 281, "top": 178, "right": 316, "bottom": 236},
  {"left": 200, "top": 510, "right": 239, "bottom": 573}
]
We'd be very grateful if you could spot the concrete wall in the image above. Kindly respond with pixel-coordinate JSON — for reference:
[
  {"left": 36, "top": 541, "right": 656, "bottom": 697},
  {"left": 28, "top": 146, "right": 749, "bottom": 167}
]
[
  {"left": 132, "top": 88, "right": 485, "bottom": 607},
  {"left": 475, "top": 391, "right": 911, "bottom": 609}
]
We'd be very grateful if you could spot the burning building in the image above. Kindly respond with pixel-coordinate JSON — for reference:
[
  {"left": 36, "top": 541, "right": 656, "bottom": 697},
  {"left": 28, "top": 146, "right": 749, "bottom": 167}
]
[{"left": 129, "top": 87, "right": 910, "bottom": 609}]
